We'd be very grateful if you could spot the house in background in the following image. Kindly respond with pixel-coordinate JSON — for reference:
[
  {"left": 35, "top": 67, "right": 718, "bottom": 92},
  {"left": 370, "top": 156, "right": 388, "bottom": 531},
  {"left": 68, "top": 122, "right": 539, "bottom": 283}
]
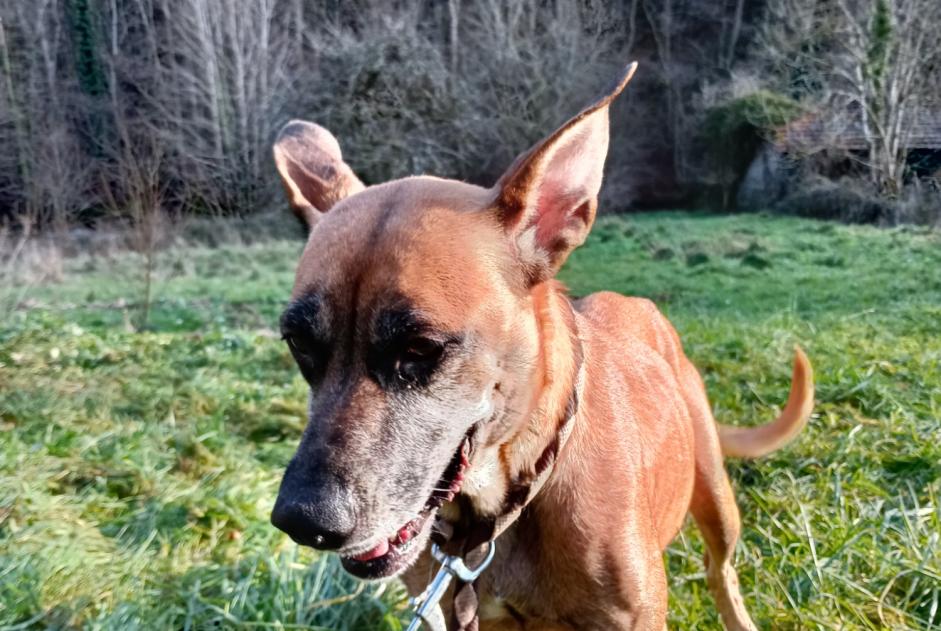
[{"left": 738, "top": 107, "right": 941, "bottom": 209}]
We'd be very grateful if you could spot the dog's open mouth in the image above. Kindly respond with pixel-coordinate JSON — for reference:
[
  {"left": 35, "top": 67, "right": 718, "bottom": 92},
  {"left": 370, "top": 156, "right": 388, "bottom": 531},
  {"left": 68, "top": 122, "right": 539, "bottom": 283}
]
[{"left": 339, "top": 437, "right": 469, "bottom": 579}]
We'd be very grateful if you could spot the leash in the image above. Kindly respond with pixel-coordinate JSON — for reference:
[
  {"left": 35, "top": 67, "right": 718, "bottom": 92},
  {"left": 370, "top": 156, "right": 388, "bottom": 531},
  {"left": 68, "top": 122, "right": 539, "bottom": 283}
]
[
  {"left": 405, "top": 542, "right": 497, "bottom": 631},
  {"left": 407, "top": 307, "right": 585, "bottom": 630}
]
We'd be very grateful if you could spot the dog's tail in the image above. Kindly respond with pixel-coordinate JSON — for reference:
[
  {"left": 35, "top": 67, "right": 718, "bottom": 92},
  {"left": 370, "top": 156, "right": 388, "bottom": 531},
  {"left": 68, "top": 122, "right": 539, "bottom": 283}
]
[{"left": 718, "top": 346, "right": 814, "bottom": 459}]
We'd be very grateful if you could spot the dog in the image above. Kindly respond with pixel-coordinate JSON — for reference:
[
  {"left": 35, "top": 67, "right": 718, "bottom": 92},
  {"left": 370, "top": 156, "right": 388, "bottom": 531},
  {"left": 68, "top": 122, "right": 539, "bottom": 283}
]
[{"left": 269, "top": 63, "right": 814, "bottom": 630}]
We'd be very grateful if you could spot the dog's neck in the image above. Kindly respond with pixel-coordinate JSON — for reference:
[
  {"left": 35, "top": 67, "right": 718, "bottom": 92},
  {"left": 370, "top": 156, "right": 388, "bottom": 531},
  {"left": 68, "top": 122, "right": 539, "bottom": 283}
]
[{"left": 460, "top": 280, "right": 581, "bottom": 518}]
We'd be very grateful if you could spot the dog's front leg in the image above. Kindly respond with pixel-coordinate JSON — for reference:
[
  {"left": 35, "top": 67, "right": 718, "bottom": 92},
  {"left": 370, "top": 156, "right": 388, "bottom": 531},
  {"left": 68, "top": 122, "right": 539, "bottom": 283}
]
[
  {"left": 602, "top": 516, "right": 671, "bottom": 631},
  {"left": 618, "top": 559, "right": 670, "bottom": 630}
]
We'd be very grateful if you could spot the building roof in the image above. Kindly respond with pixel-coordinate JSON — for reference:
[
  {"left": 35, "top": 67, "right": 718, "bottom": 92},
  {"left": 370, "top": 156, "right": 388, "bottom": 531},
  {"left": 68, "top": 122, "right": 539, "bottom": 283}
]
[{"left": 778, "top": 107, "right": 941, "bottom": 152}]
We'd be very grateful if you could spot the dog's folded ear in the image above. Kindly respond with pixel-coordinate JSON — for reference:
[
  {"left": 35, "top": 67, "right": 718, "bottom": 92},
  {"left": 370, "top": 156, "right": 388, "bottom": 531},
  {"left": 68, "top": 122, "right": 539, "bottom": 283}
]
[
  {"left": 492, "top": 62, "right": 637, "bottom": 284},
  {"left": 273, "top": 121, "right": 365, "bottom": 228}
]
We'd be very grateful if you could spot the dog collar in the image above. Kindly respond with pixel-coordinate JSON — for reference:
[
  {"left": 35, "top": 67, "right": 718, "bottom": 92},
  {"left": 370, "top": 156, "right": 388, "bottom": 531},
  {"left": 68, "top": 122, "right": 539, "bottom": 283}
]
[{"left": 410, "top": 305, "right": 586, "bottom": 631}]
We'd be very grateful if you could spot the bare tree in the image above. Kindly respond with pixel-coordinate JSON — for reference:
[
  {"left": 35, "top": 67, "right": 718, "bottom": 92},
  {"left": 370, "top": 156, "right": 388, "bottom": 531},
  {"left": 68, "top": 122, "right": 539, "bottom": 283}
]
[
  {"left": 0, "top": 2, "right": 96, "bottom": 228},
  {"left": 3, "top": 0, "right": 936, "bottom": 227},
  {"left": 757, "top": 0, "right": 941, "bottom": 200},
  {"left": 833, "top": 0, "right": 941, "bottom": 196},
  {"left": 97, "top": 127, "right": 167, "bottom": 330}
]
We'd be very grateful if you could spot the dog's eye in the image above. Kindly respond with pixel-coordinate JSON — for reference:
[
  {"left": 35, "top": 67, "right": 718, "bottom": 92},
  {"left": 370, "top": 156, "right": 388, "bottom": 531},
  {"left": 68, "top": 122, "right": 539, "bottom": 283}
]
[
  {"left": 283, "top": 333, "right": 308, "bottom": 355},
  {"left": 402, "top": 337, "right": 443, "bottom": 362},
  {"left": 283, "top": 333, "right": 327, "bottom": 381},
  {"left": 394, "top": 336, "right": 444, "bottom": 386}
]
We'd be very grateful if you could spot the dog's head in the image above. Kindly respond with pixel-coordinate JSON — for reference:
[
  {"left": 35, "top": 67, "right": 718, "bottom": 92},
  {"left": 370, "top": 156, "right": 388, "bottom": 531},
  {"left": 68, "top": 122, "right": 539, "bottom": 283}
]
[{"left": 270, "top": 64, "right": 636, "bottom": 579}]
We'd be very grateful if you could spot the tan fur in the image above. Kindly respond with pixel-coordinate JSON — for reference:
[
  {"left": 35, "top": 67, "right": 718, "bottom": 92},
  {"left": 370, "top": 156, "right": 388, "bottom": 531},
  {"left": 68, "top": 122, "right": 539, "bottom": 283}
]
[
  {"left": 271, "top": 63, "right": 814, "bottom": 630},
  {"left": 400, "top": 293, "right": 812, "bottom": 630}
]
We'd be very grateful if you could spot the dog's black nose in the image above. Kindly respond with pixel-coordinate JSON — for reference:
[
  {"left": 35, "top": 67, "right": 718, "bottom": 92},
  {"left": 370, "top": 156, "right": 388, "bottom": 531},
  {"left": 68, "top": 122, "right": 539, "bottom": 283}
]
[{"left": 270, "top": 473, "right": 355, "bottom": 550}]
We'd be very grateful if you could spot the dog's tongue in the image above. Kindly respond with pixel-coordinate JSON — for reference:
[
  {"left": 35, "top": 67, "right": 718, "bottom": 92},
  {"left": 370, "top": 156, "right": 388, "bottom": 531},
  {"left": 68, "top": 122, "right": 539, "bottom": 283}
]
[{"left": 350, "top": 539, "right": 389, "bottom": 562}]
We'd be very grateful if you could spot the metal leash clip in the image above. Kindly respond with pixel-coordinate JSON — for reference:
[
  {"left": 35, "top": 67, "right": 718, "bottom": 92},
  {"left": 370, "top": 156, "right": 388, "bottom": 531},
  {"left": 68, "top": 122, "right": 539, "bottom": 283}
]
[{"left": 406, "top": 541, "right": 497, "bottom": 631}]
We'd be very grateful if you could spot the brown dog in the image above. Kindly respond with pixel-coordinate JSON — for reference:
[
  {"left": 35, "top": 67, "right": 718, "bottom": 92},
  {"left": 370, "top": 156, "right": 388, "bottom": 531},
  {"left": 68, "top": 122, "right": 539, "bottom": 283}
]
[{"left": 269, "top": 63, "right": 814, "bottom": 630}]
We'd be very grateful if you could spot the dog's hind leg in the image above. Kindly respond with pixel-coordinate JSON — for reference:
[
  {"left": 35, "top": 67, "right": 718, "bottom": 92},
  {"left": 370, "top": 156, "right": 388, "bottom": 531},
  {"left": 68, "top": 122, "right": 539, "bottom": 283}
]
[
  {"left": 690, "top": 471, "right": 757, "bottom": 631},
  {"left": 681, "top": 363, "right": 758, "bottom": 631}
]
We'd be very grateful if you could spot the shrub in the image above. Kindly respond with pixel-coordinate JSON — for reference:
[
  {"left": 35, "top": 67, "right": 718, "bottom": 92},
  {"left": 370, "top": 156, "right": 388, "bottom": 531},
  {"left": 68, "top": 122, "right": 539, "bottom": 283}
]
[
  {"left": 305, "top": 2, "right": 625, "bottom": 188},
  {"left": 773, "top": 176, "right": 895, "bottom": 224},
  {"left": 896, "top": 179, "right": 941, "bottom": 227},
  {"left": 701, "top": 91, "right": 804, "bottom": 209}
]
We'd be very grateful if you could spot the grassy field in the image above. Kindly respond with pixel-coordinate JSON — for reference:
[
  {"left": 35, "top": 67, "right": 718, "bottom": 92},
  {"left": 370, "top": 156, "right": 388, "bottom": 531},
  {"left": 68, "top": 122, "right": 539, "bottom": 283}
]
[{"left": 1, "top": 211, "right": 940, "bottom": 630}]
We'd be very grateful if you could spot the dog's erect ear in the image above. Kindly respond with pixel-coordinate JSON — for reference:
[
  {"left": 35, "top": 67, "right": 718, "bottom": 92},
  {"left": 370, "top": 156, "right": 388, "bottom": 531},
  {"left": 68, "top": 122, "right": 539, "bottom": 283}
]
[
  {"left": 492, "top": 63, "right": 637, "bottom": 283},
  {"left": 273, "top": 120, "right": 365, "bottom": 228}
]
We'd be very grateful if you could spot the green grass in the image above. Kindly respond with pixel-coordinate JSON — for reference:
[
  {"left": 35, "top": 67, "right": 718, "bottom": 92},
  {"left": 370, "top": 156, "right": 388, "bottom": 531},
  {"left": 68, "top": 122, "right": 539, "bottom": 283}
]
[{"left": 1, "top": 211, "right": 939, "bottom": 630}]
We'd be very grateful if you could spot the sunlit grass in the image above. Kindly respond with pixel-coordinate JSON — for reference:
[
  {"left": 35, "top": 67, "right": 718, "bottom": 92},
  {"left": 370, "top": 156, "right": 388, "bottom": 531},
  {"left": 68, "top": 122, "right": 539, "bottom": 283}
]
[{"left": 2, "top": 211, "right": 939, "bottom": 629}]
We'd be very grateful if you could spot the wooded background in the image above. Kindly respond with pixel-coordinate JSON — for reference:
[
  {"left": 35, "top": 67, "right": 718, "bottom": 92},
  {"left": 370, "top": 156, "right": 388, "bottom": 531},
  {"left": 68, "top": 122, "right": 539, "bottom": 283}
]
[{"left": 1, "top": 0, "right": 939, "bottom": 230}]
